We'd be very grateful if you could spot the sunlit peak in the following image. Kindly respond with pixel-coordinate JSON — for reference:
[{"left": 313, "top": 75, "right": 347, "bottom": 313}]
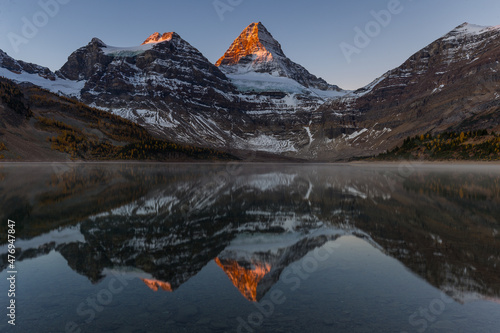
[{"left": 142, "top": 32, "right": 175, "bottom": 45}]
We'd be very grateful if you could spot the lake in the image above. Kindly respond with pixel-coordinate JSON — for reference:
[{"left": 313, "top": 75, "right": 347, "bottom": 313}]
[{"left": 1, "top": 162, "right": 499, "bottom": 333}]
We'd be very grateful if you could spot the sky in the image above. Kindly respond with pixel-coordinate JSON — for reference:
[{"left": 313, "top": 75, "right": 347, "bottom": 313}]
[{"left": 1, "top": 0, "right": 500, "bottom": 90}]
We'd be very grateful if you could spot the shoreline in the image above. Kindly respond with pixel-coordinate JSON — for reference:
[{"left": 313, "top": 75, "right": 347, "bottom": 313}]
[
  {"left": 1, "top": 160, "right": 500, "bottom": 166},
  {"left": 347, "top": 160, "right": 500, "bottom": 166}
]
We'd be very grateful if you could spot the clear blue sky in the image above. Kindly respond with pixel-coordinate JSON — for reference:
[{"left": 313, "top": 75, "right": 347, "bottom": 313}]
[{"left": 1, "top": 0, "right": 500, "bottom": 90}]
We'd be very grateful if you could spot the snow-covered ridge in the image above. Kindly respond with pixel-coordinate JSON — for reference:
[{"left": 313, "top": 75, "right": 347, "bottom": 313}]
[
  {"left": 0, "top": 67, "right": 85, "bottom": 97},
  {"left": 102, "top": 43, "right": 155, "bottom": 57},
  {"left": 228, "top": 71, "right": 348, "bottom": 99},
  {"left": 441, "top": 22, "right": 500, "bottom": 43},
  {"left": 348, "top": 72, "right": 390, "bottom": 97},
  {"left": 99, "top": 32, "right": 180, "bottom": 56},
  {"left": 449, "top": 22, "right": 500, "bottom": 36},
  {"left": 0, "top": 49, "right": 85, "bottom": 97},
  {"left": 228, "top": 71, "right": 308, "bottom": 94},
  {"left": 0, "top": 225, "right": 84, "bottom": 254},
  {"left": 345, "top": 22, "right": 500, "bottom": 99}
]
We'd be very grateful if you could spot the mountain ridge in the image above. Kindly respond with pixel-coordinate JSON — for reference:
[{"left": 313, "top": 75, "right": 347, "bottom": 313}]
[
  {"left": 0, "top": 21, "right": 499, "bottom": 161},
  {"left": 309, "top": 21, "right": 500, "bottom": 160}
]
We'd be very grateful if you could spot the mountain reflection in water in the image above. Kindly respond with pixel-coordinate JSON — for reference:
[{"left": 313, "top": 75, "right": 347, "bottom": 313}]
[{"left": 0, "top": 163, "right": 499, "bottom": 332}]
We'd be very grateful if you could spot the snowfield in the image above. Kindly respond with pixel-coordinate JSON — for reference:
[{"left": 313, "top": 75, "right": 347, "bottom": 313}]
[{"left": 0, "top": 67, "right": 85, "bottom": 97}]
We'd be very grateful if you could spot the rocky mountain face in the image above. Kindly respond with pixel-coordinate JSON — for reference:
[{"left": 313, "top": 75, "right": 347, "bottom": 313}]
[
  {"left": 309, "top": 23, "right": 500, "bottom": 160},
  {"left": 0, "top": 22, "right": 352, "bottom": 156},
  {"left": 55, "top": 23, "right": 348, "bottom": 153},
  {"left": 141, "top": 32, "right": 175, "bottom": 45},
  {"left": 0, "top": 49, "right": 55, "bottom": 80},
  {"left": 1, "top": 22, "right": 499, "bottom": 160},
  {"left": 57, "top": 33, "right": 234, "bottom": 105},
  {"left": 55, "top": 33, "right": 254, "bottom": 147},
  {"left": 213, "top": 22, "right": 350, "bottom": 155},
  {"left": 216, "top": 22, "right": 341, "bottom": 92},
  {"left": 216, "top": 22, "right": 347, "bottom": 122},
  {"left": 0, "top": 76, "right": 236, "bottom": 162}
]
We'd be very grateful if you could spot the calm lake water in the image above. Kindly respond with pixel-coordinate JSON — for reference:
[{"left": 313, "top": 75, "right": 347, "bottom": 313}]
[{"left": 1, "top": 163, "right": 500, "bottom": 333}]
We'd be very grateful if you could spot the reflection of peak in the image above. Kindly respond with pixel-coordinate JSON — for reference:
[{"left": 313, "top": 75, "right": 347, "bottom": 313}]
[
  {"left": 141, "top": 278, "right": 172, "bottom": 292},
  {"left": 215, "top": 257, "right": 271, "bottom": 302},
  {"left": 216, "top": 233, "right": 341, "bottom": 301}
]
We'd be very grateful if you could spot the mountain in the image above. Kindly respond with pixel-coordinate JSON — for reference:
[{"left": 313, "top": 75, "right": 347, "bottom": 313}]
[
  {"left": 309, "top": 22, "right": 500, "bottom": 160},
  {"left": 1, "top": 25, "right": 348, "bottom": 155},
  {"left": 0, "top": 34, "right": 246, "bottom": 149},
  {"left": 1, "top": 22, "right": 500, "bottom": 161},
  {"left": 57, "top": 32, "right": 234, "bottom": 106},
  {"left": 0, "top": 49, "right": 84, "bottom": 97},
  {"left": 53, "top": 30, "right": 316, "bottom": 152},
  {"left": 215, "top": 21, "right": 347, "bottom": 116},
  {"left": 55, "top": 33, "right": 251, "bottom": 147},
  {"left": 0, "top": 77, "right": 235, "bottom": 161},
  {"left": 0, "top": 49, "right": 55, "bottom": 80},
  {"left": 212, "top": 22, "right": 350, "bottom": 155},
  {"left": 216, "top": 22, "right": 343, "bottom": 94}
]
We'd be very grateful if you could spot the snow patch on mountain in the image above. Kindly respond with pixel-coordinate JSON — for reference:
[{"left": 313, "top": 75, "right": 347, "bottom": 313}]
[
  {"left": 446, "top": 22, "right": 500, "bottom": 39},
  {"left": 228, "top": 72, "right": 308, "bottom": 93},
  {"left": 349, "top": 72, "right": 390, "bottom": 97},
  {"left": 0, "top": 67, "right": 85, "bottom": 97},
  {"left": 102, "top": 44, "right": 155, "bottom": 57},
  {"left": 228, "top": 71, "right": 348, "bottom": 99},
  {"left": 305, "top": 123, "right": 314, "bottom": 145},
  {"left": 247, "top": 134, "right": 297, "bottom": 153}
]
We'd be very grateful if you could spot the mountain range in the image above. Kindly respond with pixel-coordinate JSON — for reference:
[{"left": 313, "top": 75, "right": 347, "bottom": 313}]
[{"left": 0, "top": 22, "right": 499, "bottom": 161}]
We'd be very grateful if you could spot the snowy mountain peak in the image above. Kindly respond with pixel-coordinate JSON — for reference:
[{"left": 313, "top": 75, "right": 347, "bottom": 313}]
[
  {"left": 216, "top": 22, "right": 342, "bottom": 93},
  {"left": 215, "top": 22, "right": 285, "bottom": 68},
  {"left": 445, "top": 22, "right": 500, "bottom": 38},
  {"left": 452, "top": 22, "right": 487, "bottom": 34},
  {"left": 142, "top": 32, "right": 176, "bottom": 45}
]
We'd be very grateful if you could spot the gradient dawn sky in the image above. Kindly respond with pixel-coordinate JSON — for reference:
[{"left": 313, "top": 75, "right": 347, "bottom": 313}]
[{"left": 1, "top": 0, "right": 500, "bottom": 90}]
